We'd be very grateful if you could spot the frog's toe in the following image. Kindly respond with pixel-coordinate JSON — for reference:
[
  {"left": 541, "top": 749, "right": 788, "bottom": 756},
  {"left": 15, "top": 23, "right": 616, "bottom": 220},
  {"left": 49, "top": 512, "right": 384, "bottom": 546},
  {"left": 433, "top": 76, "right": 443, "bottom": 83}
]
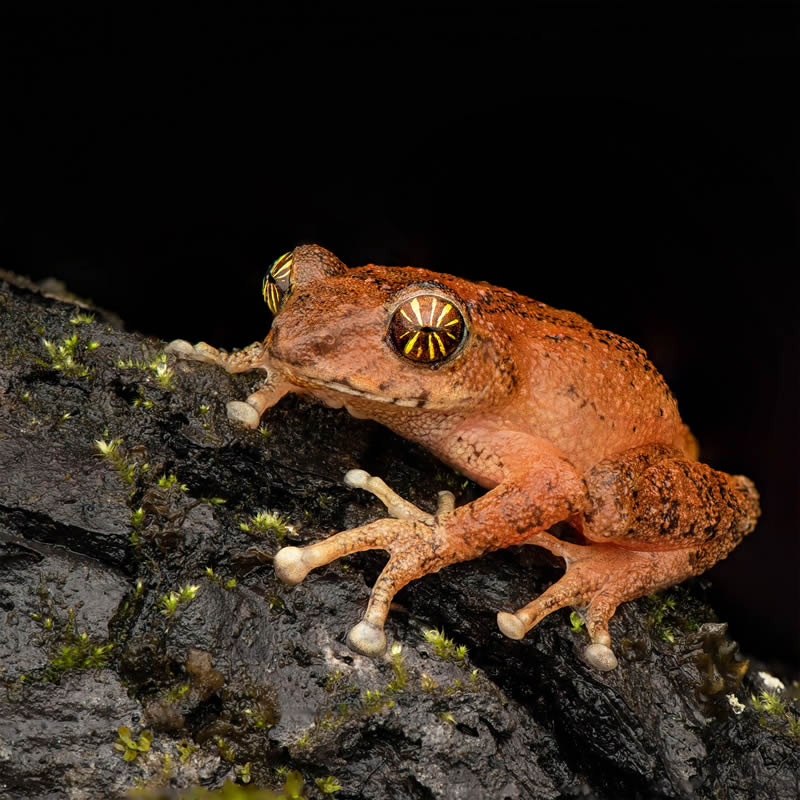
[
  {"left": 496, "top": 611, "right": 527, "bottom": 640},
  {"left": 165, "top": 339, "right": 196, "bottom": 357},
  {"left": 346, "top": 620, "right": 387, "bottom": 657},
  {"left": 583, "top": 642, "right": 618, "bottom": 672},
  {"left": 273, "top": 546, "right": 312, "bottom": 586},
  {"left": 345, "top": 468, "right": 433, "bottom": 522},
  {"left": 226, "top": 400, "right": 261, "bottom": 428}
]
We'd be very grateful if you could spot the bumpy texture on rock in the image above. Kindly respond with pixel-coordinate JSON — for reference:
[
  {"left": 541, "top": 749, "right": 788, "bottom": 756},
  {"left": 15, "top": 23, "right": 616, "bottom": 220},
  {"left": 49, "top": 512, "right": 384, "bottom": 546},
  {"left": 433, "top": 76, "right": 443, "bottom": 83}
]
[{"left": 0, "top": 273, "right": 798, "bottom": 800}]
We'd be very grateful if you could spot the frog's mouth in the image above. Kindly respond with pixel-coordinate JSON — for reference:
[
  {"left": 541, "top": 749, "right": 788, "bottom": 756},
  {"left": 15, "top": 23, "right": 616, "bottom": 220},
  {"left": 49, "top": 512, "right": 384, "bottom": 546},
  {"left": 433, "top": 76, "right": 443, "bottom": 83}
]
[{"left": 286, "top": 372, "right": 427, "bottom": 409}]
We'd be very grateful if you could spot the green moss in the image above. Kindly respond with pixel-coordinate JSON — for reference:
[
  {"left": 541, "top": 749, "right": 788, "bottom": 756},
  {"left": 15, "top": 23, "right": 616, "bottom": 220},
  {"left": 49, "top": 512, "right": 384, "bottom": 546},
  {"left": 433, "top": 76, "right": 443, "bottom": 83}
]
[
  {"left": 423, "top": 628, "right": 467, "bottom": 661},
  {"left": 41, "top": 334, "right": 92, "bottom": 378},
  {"left": 95, "top": 438, "right": 140, "bottom": 484},
  {"left": 315, "top": 776, "right": 342, "bottom": 795},
  {"left": 176, "top": 739, "right": 199, "bottom": 764},
  {"left": 164, "top": 682, "right": 191, "bottom": 702},
  {"left": 70, "top": 312, "right": 95, "bottom": 325},
  {"left": 420, "top": 673, "right": 438, "bottom": 692},
  {"left": 157, "top": 473, "right": 187, "bottom": 492},
  {"left": 569, "top": 611, "right": 585, "bottom": 633},
  {"left": 159, "top": 584, "right": 199, "bottom": 618},
  {"left": 114, "top": 725, "right": 153, "bottom": 762},
  {"left": 239, "top": 510, "right": 292, "bottom": 543},
  {"left": 215, "top": 736, "right": 237, "bottom": 763},
  {"left": 386, "top": 642, "right": 408, "bottom": 693},
  {"left": 117, "top": 351, "right": 174, "bottom": 389},
  {"left": 361, "top": 688, "right": 393, "bottom": 714},
  {"left": 49, "top": 637, "right": 114, "bottom": 673},
  {"left": 750, "top": 690, "right": 800, "bottom": 739},
  {"left": 37, "top": 606, "right": 115, "bottom": 680}
]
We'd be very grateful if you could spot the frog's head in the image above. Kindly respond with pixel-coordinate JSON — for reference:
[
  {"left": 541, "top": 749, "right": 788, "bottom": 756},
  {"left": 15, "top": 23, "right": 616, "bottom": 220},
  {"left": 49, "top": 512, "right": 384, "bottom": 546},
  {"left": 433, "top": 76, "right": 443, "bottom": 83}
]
[{"left": 261, "top": 245, "right": 520, "bottom": 416}]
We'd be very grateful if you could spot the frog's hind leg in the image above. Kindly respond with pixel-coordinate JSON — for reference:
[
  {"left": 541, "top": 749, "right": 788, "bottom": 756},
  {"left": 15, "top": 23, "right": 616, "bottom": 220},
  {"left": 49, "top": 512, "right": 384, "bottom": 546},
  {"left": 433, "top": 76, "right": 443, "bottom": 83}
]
[
  {"left": 497, "top": 532, "right": 652, "bottom": 671},
  {"left": 499, "top": 445, "right": 760, "bottom": 671}
]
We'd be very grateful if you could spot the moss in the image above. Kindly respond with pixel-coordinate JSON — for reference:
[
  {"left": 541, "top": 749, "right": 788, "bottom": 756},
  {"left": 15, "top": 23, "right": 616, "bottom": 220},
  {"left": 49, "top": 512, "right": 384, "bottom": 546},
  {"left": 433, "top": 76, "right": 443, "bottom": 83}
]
[
  {"left": 423, "top": 628, "right": 467, "bottom": 661},
  {"left": 386, "top": 643, "right": 408, "bottom": 693},
  {"left": 157, "top": 473, "right": 187, "bottom": 492},
  {"left": 176, "top": 739, "right": 198, "bottom": 764},
  {"left": 117, "top": 351, "right": 174, "bottom": 390},
  {"left": 420, "top": 673, "right": 439, "bottom": 692},
  {"left": 314, "top": 776, "right": 342, "bottom": 795},
  {"left": 94, "top": 437, "right": 143, "bottom": 485},
  {"left": 159, "top": 584, "right": 199, "bottom": 618},
  {"left": 215, "top": 736, "right": 237, "bottom": 763},
  {"left": 35, "top": 606, "right": 115, "bottom": 681},
  {"left": 40, "top": 333, "right": 92, "bottom": 378},
  {"left": 239, "top": 510, "right": 292, "bottom": 543},
  {"left": 569, "top": 611, "right": 585, "bottom": 634},
  {"left": 114, "top": 725, "right": 153, "bottom": 762}
]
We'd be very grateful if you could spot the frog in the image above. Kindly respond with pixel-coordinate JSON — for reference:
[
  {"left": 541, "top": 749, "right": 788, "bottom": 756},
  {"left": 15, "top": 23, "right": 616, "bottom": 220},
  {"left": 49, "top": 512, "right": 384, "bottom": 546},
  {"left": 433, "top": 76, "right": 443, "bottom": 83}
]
[{"left": 166, "top": 244, "right": 760, "bottom": 671}]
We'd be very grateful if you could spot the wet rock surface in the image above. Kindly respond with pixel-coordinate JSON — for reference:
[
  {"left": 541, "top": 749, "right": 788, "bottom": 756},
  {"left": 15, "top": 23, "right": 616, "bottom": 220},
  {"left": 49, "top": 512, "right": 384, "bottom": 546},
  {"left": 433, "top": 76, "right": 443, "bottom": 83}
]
[{"left": 0, "top": 273, "right": 797, "bottom": 800}]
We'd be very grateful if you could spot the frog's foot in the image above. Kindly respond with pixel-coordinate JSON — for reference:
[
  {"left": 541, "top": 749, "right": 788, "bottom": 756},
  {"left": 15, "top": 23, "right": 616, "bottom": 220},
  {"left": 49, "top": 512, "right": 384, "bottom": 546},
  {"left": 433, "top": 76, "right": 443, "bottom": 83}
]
[
  {"left": 497, "top": 532, "right": 689, "bottom": 671},
  {"left": 166, "top": 339, "right": 266, "bottom": 373},
  {"left": 274, "top": 469, "right": 456, "bottom": 657},
  {"left": 166, "top": 339, "right": 290, "bottom": 429}
]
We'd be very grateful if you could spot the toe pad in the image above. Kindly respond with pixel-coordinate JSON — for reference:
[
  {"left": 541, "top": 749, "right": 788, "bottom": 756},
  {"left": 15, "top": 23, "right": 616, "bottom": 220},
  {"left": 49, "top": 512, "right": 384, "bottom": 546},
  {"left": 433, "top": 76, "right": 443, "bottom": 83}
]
[
  {"left": 496, "top": 611, "right": 527, "bottom": 640},
  {"left": 226, "top": 400, "right": 260, "bottom": 428},
  {"left": 347, "top": 621, "right": 387, "bottom": 657},
  {"left": 583, "top": 643, "right": 618, "bottom": 671},
  {"left": 273, "top": 547, "right": 309, "bottom": 586}
]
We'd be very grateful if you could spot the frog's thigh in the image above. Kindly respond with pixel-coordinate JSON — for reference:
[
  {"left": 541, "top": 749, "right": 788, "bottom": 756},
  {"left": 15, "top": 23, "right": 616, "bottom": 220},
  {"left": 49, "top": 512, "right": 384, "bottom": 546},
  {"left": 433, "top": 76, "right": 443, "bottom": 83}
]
[{"left": 583, "top": 445, "right": 760, "bottom": 553}]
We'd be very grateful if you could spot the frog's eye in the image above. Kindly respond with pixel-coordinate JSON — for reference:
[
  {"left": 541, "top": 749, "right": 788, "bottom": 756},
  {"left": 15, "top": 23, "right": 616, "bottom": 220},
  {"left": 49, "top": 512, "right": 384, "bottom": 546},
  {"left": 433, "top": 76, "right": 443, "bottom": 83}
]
[
  {"left": 389, "top": 295, "right": 466, "bottom": 364},
  {"left": 262, "top": 252, "right": 294, "bottom": 314}
]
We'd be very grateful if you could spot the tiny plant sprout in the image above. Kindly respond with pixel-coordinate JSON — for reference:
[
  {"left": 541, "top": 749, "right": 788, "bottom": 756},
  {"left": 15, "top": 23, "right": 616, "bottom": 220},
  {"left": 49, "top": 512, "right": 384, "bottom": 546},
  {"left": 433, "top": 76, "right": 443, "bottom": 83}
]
[
  {"left": 159, "top": 584, "right": 199, "bottom": 617},
  {"left": 114, "top": 726, "right": 153, "bottom": 762},
  {"left": 424, "top": 628, "right": 467, "bottom": 660},
  {"left": 315, "top": 776, "right": 343, "bottom": 795}
]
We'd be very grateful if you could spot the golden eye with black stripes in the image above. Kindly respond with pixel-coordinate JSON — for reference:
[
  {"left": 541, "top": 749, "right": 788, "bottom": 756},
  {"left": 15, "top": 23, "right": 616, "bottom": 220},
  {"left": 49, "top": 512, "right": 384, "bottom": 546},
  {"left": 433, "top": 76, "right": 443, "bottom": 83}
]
[
  {"left": 262, "top": 252, "right": 294, "bottom": 314},
  {"left": 389, "top": 294, "right": 466, "bottom": 364}
]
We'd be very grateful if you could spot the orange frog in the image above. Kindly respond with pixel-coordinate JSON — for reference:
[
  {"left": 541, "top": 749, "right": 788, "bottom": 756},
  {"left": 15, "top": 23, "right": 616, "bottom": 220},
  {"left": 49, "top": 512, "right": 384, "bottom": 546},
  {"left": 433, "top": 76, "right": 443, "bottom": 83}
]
[{"left": 167, "top": 245, "right": 759, "bottom": 670}]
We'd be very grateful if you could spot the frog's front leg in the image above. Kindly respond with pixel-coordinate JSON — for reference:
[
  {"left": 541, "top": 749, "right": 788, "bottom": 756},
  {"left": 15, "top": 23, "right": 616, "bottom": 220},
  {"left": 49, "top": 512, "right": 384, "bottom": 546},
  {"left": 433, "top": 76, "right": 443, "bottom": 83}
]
[
  {"left": 274, "top": 452, "right": 587, "bottom": 657},
  {"left": 166, "top": 339, "right": 291, "bottom": 427}
]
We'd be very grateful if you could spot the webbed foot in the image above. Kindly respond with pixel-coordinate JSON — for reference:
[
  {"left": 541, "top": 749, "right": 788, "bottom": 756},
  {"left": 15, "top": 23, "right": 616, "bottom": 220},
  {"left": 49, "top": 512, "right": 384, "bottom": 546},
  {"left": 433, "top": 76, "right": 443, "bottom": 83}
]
[
  {"left": 166, "top": 338, "right": 288, "bottom": 429},
  {"left": 273, "top": 469, "right": 456, "bottom": 656},
  {"left": 497, "top": 531, "right": 691, "bottom": 670}
]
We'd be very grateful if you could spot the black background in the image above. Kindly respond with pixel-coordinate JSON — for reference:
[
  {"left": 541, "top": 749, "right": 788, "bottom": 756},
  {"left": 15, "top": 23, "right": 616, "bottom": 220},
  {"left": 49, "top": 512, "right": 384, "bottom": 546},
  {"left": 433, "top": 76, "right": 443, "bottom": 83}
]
[{"left": 4, "top": 8, "right": 799, "bottom": 672}]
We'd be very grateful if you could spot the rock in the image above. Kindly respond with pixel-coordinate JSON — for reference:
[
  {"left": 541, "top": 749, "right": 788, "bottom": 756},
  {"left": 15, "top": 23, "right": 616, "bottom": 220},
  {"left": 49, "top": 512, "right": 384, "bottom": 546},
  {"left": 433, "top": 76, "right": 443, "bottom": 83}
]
[{"left": 0, "top": 272, "right": 797, "bottom": 799}]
